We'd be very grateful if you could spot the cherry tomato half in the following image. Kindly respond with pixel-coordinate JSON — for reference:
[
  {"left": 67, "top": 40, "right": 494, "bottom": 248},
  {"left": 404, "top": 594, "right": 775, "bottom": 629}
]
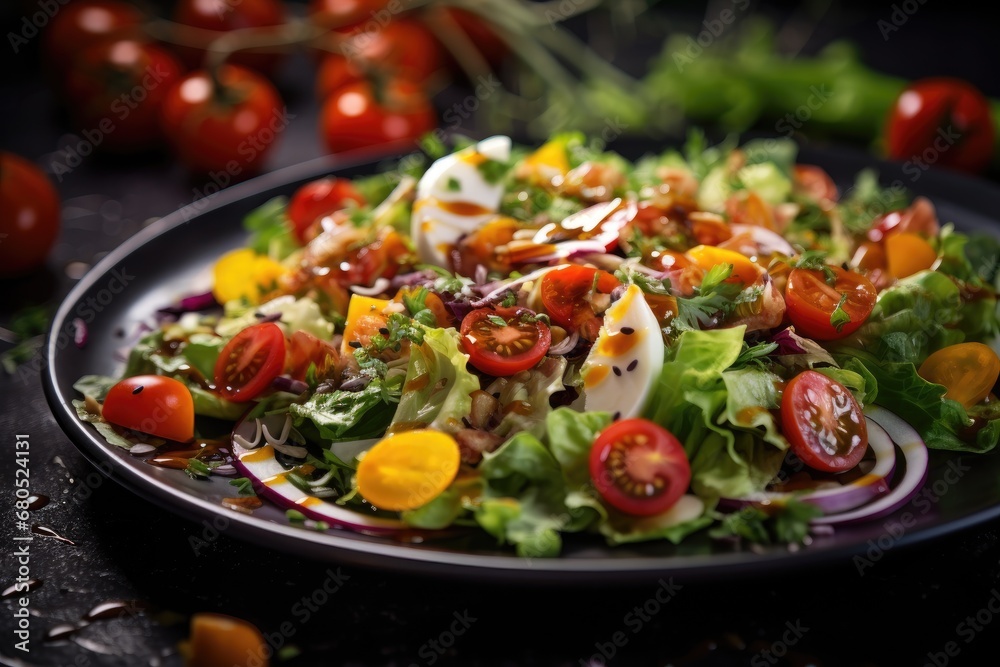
[
  {"left": 886, "top": 77, "right": 995, "bottom": 173},
  {"left": 287, "top": 177, "right": 366, "bottom": 245},
  {"left": 286, "top": 330, "right": 340, "bottom": 383},
  {"left": 460, "top": 307, "right": 551, "bottom": 377},
  {"left": 63, "top": 39, "right": 184, "bottom": 153},
  {"left": 172, "top": 0, "right": 286, "bottom": 73},
  {"left": 589, "top": 418, "right": 691, "bottom": 517},
  {"left": 781, "top": 371, "right": 868, "bottom": 473},
  {"left": 102, "top": 375, "right": 195, "bottom": 442},
  {"left": 785, "top": 266, "right": 877, "bottom": 341},
  {"left": 918, "top": 342, "right": 1000, "bottom": 410},
  {"left": 0, "top": 152, "right": 60, "bottom": 276},
  {"left": 214, "top": 322, "right": 286, "bottom": 402},
  {"left": 539, "top": 265, "right": 621, "bottom": 341},
  {"left": 160, "top": 65, "right": 284, "bottom": 175},
  {"left": 42, "top": 0, "right": 143, "bottom": 75},
  {"left": 320, "top": 78, "right": 436, "bottom": 154}
]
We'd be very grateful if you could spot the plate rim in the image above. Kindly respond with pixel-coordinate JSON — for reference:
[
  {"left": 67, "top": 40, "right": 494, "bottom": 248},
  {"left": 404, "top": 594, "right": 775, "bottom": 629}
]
[{"left": 42, "top": 138, "right": 1000, "bottom": 584}]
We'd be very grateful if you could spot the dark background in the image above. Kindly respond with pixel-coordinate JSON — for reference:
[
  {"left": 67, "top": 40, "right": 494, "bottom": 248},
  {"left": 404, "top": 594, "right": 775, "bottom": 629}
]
[{"left": 4, "top": 1, "right": 1000, "bottom": 665}]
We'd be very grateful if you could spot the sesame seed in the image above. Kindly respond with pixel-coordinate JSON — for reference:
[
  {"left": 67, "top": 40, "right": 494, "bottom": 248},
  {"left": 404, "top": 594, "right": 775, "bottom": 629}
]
[
  {"left": 613, "top": 366, "right": 622, "bottom": 376},
  {"left": 378, "top": 327, "right": 390, "bottom": 336},
  {"left": 620, "top": 327, "right": 635, "bottom": 335},
  {"left": 132, "top": 385, "right": 144, "bottom": 395},
  {"left": 613, "top": 411, "right": 621, "bottom": 421},
  {"left": 349, "top": 341, "right": 362, "bottom": 349},
  {"left": 627, "top": 359, "right": 638, "bottom": 372}
]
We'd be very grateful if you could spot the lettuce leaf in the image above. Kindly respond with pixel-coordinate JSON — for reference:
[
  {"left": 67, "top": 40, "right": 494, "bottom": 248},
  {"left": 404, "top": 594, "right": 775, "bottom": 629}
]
[
  {"left": 389, "top": 326, "right": 480, "bottom": 435},
  {"left": 840, "top": 270, "right": 964, "bottom": 365},
  {"left": 290, "top": 381, "right": 398, "bottom": 442},
  {"left": 836, "top": 349, "right": 1000, "bottom": 453},
  {"left": 643, "top": 326, "right": 787, "bottom": 498}
]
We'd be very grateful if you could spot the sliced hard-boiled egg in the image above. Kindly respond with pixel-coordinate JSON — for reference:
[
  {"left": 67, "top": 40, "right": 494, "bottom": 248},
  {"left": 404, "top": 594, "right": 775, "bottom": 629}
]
[
  {"left": 580, "top": 284, "right": 664, "bottom": 420},
  {"left": 411, "top": 135, "right": 511, "bottom": 265}
]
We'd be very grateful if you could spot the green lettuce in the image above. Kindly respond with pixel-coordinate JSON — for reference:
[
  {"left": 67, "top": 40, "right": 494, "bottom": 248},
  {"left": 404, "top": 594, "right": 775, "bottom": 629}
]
[
  {"left": 290, "top": 380, "right": 398, "bottom": 442},
  {"left": 840, "top": 270, "right": 964, "bottom": 365},
  {"left": 389, "top": 326, "right": 480, "bottom": 435},
  {"left": 644, "top": 326, "right": 787, "bottom": 498}
]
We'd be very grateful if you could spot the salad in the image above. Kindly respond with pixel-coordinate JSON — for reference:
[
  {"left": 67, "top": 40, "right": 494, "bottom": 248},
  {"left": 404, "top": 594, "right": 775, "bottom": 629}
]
[{"left": 73, "top": 132, "right": 1000, "bottom": 557}]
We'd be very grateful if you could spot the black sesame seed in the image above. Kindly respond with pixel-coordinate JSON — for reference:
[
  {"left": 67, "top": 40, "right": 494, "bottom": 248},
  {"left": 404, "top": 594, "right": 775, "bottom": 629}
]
[
  {"left": 378, "top": 327, "right": 390, "bottom": 336},
  {"left": 620, "top": 326, "right": 635, "bottom": 335},
  {"left": 627, "top": 359, "right": 638, "bottom": 372},
  {"left": 132, "top": 385, "right": 144, "bottom": 395},
  {"left": 613, "top": 366, "right": 622, "bottom": 376},
  {"left": 348, "top": 341, "right": 362, "bottom": 349},
  {"left": 613, "top": 411, "right": 621, "bottom": 421}
]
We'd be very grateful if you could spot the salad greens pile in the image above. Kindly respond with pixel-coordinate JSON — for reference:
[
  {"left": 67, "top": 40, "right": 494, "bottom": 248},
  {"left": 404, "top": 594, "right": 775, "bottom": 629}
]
[{"left": 74, "top": 131, "right": 1000, "bottom": 556}]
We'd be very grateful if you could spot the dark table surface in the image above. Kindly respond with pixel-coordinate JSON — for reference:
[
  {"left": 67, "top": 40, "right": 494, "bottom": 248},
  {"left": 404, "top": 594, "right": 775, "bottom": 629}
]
[{"left": 5, "top": 1, "right": 1000, "bottom": 666}]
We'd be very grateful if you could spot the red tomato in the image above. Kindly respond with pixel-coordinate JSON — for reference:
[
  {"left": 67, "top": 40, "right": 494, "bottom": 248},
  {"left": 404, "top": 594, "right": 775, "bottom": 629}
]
[
  {"left": 309, "top": 0, "right": 389, "bottom": 30},
  {"left": 315, "top": 54, "right": 365, "bottom": 100},
  {"left": 342, "top": 228, "right": 411, "bottom": 286},
  {"left": 589, "top": 418, "right": 690, "bottom": 516},
  {"left": 340, "top": 19, "right": 444, "bottom": 86},
  {"left": 0, "top": 153, "right": 60, "bottom": 276},
  {"left": 785, "top": 266, "right": 877, "bottom": 340},
  {"left": 792, "top": 164, "right": 839, "bottom": 204},
  {"left": 286, "top": 330, "right": 340, "bottom": 382},
  {"left": 160, "top": 65, "right": 284, "bottom": 175},
  {"left": 460, "top": 307, "right": 551, "bottom": 377},
  {"left": 62, "top": 39, "right": 184, "bottom": 153},
  {"left": 320, "top": 78, "right": 436, "bottom": 153},
  {"left": 781, "top": 371, "right": 868, "bottom": 473},
  {"left": 886, "top": 78, "right": 995, "bottom": 173},
  {"left": 287, "top": 177, "right": 366, "bottom": 245},
  {"left": 102, "top": 375, "right": 195, "bottom": 442},
  {"left": 42, "top": 0, "right": 143, "bottom": 75},
  {"left": 172, "top": 0, "right": 286, "bottom": 73},
  {"left": 214, "top": 323, "right": 286, "bottom": 402},
  {"left": 539, "top": 265, "right": 621, "bottom": 341}
]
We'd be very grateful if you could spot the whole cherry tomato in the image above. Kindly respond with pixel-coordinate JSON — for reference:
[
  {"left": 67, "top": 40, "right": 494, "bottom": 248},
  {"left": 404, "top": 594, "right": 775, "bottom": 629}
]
[
  {"left": 42, "top": 0, "right": 143, "bottom": 75},
  {"left": 102, "top": 375, "right": 195, "bottom": 442},
  {"left": 320, "top": 78, "right": 436, "bottom": 153},
  {"left": 886, "top": 78, "right": 995, "bottom": 173},
  {"left": 172, "top": 0, "right": 287, "bottom": 74},
  {"left": 340, "top": 19, "right": 444, "bottom": 86},
  {"left": 62, "top": 39, "right": 184, "bottom": 153},
  {"left": 160, "top": 65, "right": 284, "bottom": 175},
  {"left": 0, "top": 153, "right": 60, "bottom": 276}
]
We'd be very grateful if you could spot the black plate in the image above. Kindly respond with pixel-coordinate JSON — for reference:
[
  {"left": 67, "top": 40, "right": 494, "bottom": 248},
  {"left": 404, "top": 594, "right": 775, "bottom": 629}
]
[{"left": 43, "top": 139, "right": 1000, "bottom": 584}]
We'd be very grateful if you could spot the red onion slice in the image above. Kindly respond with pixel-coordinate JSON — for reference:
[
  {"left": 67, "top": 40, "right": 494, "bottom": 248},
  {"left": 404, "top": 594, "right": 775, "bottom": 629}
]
[
  {"left": 812, "top": 406, "right": 929, "bottom": 526},
  {"left": 729, "top": 224, "right": 796, "bottom": 257},
  {"left": 718, "top": 415, "right": 895, "bottom": 515},
  {"left": 231, "top": 414, "right": 405, "bottom": 534}
]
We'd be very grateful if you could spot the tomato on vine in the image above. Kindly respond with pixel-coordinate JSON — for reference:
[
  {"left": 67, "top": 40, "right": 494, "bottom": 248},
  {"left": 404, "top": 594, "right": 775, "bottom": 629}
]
[
  {"left": 160, "top": 64, "right": 284, "bottom": 174},
  {"left": 63, "top": 39, "right": 184, "bottom": 153},
  {"left": 320, "top": 78, "right": 436, "bottom": 153},
  {"left": 0, "top": 153, "right": 60, "bottom": 276}
]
